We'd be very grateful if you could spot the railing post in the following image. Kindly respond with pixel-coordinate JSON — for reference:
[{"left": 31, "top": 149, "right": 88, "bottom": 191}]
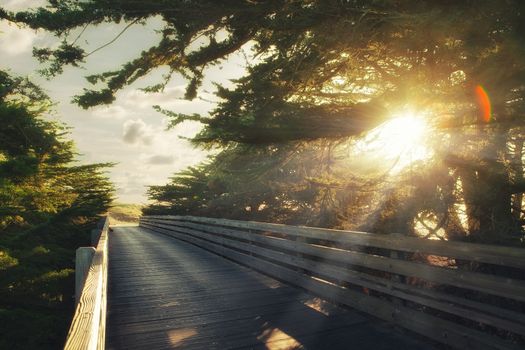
[{"left": 75, "top": 247, "right": 96, "bottom": 304}]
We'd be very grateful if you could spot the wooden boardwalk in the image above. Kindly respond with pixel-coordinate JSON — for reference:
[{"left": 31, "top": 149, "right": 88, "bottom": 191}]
[{"left": 106, "top": 226, "right": 433, "bottom": 349}]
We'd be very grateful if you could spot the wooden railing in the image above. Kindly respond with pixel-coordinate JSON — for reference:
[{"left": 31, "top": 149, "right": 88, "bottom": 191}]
[
  {"left": 140, "top": 215, "right": 525, "bottom": 350},
  {"left": 64, "top": 216, "right": 109, "bottom": 350}
]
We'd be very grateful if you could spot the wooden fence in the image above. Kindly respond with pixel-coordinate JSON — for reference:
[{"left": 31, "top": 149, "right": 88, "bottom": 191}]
[
  {"left": 140, "top": 215, "right": 525, "bottom": 350},
  {"left": 64, "top": 216, "right": 109, "bottom": 350}
]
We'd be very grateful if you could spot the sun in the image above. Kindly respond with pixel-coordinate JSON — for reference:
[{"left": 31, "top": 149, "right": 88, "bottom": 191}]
[
  {"left": 379, "top": 114, "right": 429, "bottom": 157},
  {"left": 354, "top": 111, "right": 432, "bottom": 173}
]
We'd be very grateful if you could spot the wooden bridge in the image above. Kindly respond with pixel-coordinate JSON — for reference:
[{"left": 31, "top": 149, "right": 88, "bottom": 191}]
[{"left": 64, "top": 216, "right": 525, "bottom": 350}]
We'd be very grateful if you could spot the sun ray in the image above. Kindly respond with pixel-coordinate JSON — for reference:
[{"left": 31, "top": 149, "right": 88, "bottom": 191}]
[{"left": 353, "top": 111, "right": 433, "bottom": 174}]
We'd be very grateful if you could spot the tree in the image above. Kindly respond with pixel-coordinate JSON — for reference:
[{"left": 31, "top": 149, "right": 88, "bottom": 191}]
[
  {"left": 0, "top": 70, "right": 114, "bottom": 349},
  {"left": 3, "top": 1, "right": 525, "bottom": 244}
]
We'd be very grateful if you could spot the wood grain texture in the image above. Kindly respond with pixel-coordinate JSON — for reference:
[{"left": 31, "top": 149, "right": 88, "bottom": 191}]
[
  {"left": 65, "top": 217, "right": 109, "bottom": 350},
  {"left": 143, "top": 215, "right": 525, "bottom": 269},
  {"left": 141, "top": 216, "right": 525, "bottom": 350},
  {"left": 141, "top": 220, "right": 525, "bottom": 336},
  {"left": 75, "top": 247, "right": 96, "bottom": 304},
  {"left": 141, "top": 219, "right": 525, "bottom": 302},
  {"left": 106, "top": 226, "right": 433, "bottom": 350}
]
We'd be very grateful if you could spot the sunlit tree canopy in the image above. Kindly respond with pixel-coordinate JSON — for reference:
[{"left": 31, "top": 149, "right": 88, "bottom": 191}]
[{"left": 4, "top": 0, "right": 525, "bottom": 244}]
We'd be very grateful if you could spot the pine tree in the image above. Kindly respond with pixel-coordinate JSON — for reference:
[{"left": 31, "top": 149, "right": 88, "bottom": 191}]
[
  {"left": 0, "top": 70, "right": 114, "bottom": 349},
  {"left": 3, "top": 1, "right": 524, "bottom": 243}
]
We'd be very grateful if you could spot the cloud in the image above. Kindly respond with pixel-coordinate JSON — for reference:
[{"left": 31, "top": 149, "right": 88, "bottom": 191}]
[
  {"left": 169, "top": 120, "right": 204, "bottom": 138},
  {"left": 0, "top": 22, "right": 37, "bottom": 56},
  {"left": 2, "top": 0, "right": 47, "bottom": 11},
  {"left": 122, "top": 86, "right": 186, "bottom": 109},
  {"left": 122, "top": 119, "right": 154, "bottom": 145},
  {"left": 112, "top": 170, "right": 154, "bottom": 203},
  {"left": 147, "top": 154, "right": 176, "bottom": 165},
  {"left": 92, "top": 105, "right": 129, "bottom": 119}
]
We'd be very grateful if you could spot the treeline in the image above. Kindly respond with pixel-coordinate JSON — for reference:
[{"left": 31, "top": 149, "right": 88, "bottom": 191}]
[
  {"left": 0, "top": 71, "right": 113, "bottom": 349},
  {"left": 144, "top": 129, "right": 525, "bottom": 247}
]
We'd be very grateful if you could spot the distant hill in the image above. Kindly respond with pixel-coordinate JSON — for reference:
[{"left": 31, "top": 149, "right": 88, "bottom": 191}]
[{"left": 108, "top": 203, "right": 143, "bottom": 224}]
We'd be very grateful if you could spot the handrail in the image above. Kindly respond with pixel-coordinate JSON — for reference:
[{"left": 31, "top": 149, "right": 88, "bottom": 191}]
[
  {"left": 64, "top": 216, "right": 109, "bottom": 350},
  {"left": 145, "top": 215, "right": 525, "bottom": 269},
  {"left": 141, "top": 215, "right": 525, "bottom": 350}
]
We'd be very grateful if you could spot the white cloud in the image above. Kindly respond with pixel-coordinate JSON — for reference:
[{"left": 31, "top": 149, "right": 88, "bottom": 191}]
[
  {"left": 0, "top": 22, "right": 37, "bottom": 56},
  {"left": 122, "top": 86, "right": 186, "bottom": 109},
  {"left": 112, "top": 170, "right": 155, "bottom": 203},
  {"left": 169, "top": 120, "right": 204, "bottom": 139},
  {"left": 110, "top": 127, "right": 209, "bottom": 203},
  {"left": 122, "top": 119, "right": 154, "bottom": 145},
  {"left": 2, "top": 0, "right": 47, "bottom": 11},
  {"left": 147, "top": 154, "right": 176, "bottom": 165},
  {"left": 92, "top": 105, "right": 129, "bottom": 119},
  {"left": 0, "top": 15, "right": 240, "bottom": 203}
]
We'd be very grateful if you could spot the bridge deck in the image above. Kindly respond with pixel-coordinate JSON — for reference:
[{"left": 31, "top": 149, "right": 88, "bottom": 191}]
[{"left": 106, "top": 226, "right": 431, "bottom": 349}]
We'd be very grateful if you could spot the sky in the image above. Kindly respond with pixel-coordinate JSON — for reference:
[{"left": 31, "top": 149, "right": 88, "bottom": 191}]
[{"left": 0, "top": 0, "right": 247, "bottom": 203}]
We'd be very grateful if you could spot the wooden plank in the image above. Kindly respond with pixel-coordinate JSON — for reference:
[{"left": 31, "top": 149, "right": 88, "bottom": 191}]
[
  {"left": 142, "top": 215, "right": 525, "bottom": 269},
  {"left": 75, "top": 247, "right": 96, "bottom": 304},
  {"left": 109, "top": 226, "right": 432, "bottom": 350},
  {"left": 108, "top": 291, "right": 303, "bottom": 325},
  {"left": 110, "top": 296, "right": 353, "bottom": 340},
  {"left": 146, "top": 220, "right": 525, "bottom": 326},
  {"left": 143, "top": 219, "right": 525, "bottom": 303},
  {"left": 64, "top": 217, "right": 109, "bottom": 350},
  {"left": 109, "top": 308, "right": 366, "bottom": 350},
  {"left": 113, "top": 322, "right": 414, "bottom": 350},
  {"left": 108, "top": 279, "right": 281, "bottom": 298},
  {"left": 142, "top": 221, "right": 525, "bottom": 336},
  {"left": 142, "top": 223, "right": 522, "bottom": 350}
]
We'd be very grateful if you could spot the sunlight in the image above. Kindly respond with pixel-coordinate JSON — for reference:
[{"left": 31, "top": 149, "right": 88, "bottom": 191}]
[
  {"left": 303, "top": 297, "right": 331, "bottom": 316},
  {"left": 167, "top": 328, "right": 197, "bottom": 347},
  {"left": 257, "top": 328, "right": 301, "bottom": 350},
  {"left": 355, "top": 111, "right": 432, "bottom": 174}
]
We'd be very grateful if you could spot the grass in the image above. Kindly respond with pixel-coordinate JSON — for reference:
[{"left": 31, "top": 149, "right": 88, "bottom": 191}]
[{"left": 108, "top": 203, "right": 143, "bottom": 224}]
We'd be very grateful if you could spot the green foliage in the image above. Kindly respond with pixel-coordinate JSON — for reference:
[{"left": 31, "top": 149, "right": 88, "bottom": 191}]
[
  {"left": 0, "top": 307, "right": 70, "bottom": 349},
  {"left": 4, "top": 1, "right": 525, "bottom": 245},
  {"left": 5, "top": 1, "right": 524, "bottom": 141},
  {"left": 0, "top": 250, "right": 18, "bottom": 270},
  {"left": 138, "top": 1, "right": 525, "bottom": 244},
  {"left": 0, "top": 70, "right": 114, "bottom": 349},
  {"left": 145, "top": 142, "right": 348, "bottom": 227},
  {"left": 34, "top": 40, "right": 85, "bottom": 77}
]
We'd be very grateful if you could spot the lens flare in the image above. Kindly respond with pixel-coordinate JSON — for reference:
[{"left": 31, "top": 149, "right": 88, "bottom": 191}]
[{"left": 475, "top": 85, "right": 491, "bottom": 123}]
